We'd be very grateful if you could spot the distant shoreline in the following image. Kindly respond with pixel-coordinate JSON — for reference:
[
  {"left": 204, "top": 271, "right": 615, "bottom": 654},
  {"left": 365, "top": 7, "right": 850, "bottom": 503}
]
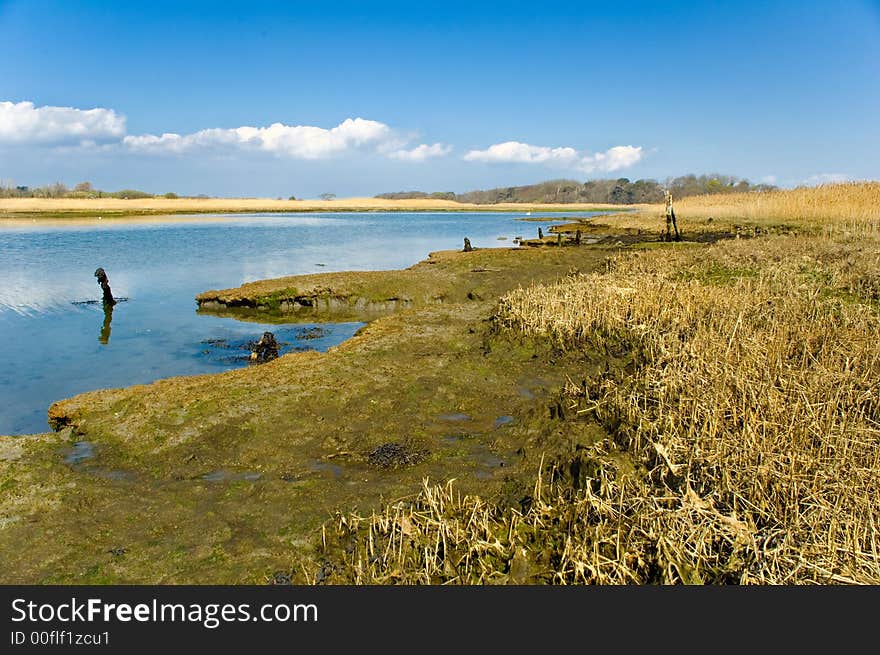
[{"left": 0, "top": 196, "right": 631, "bottom": 221}]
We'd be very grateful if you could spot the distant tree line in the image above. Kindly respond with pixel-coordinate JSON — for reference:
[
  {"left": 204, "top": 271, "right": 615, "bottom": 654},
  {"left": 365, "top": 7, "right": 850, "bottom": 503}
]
[
  {"left": 375, "top": 190, "right": 458, "bottom": 201},
  {"left": 376, "top": 175, "right": 777, "bottom": 205},
  {"left": 0, "top": 180, "right": 182, "bottom": 199}
]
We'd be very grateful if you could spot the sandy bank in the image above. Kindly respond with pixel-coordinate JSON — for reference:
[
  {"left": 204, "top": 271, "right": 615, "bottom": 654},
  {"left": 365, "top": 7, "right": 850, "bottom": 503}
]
[{"left": 0, "top": 196, "right": 622, "bottom": 220}]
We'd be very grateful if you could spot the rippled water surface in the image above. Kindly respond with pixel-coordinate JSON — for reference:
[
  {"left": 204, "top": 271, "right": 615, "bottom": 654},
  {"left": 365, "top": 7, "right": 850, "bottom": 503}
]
[{"left": 0, "top": 211, "right": 603, "bottom": 434}]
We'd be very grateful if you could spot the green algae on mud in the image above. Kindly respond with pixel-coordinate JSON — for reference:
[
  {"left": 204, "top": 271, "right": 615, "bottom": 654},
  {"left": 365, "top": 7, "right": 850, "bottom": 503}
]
[
  {"left": 0, "top": 243, "right": 620, "bottom": 583},
  {"left": 194, "top": 244, "right": 635, "bottom": 324}
]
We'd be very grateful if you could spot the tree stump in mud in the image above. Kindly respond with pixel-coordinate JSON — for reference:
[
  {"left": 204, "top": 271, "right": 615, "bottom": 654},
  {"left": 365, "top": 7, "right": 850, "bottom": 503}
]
[
  {"left": 94, "top": 267, "right": 116, "bottom": 306},
  {"left": 575, "top": 229, "right": 582, "bottom": 245},
  {"left": 250, "top": 331, "right": 279, "bottom": 363},
  {"left": 538, "top": 227, "right": 543, "bottom": 239},
  {"left": 556, "top": 233, "right": 563, "bottom": 246},
  {"left": 463, "top": 237, "right": 474, "bottom": 252}
]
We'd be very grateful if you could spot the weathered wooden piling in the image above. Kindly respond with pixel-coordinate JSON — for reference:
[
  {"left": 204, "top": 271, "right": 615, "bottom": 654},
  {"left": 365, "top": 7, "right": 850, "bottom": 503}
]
[
  {"left": 94, "top": 267, "right": 116, "bottom": 306},
  {"left": 250, "top": 331, "right": 279, "bottom": 363},
  {"left": 665, "top": 191, "right": 681, "bottom": 242}
]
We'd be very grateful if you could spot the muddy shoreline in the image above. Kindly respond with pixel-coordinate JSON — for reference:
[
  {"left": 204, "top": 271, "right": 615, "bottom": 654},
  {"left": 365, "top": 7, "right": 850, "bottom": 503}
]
[{"left": 0, "top": 219, "right": 686, "bottom": 583}]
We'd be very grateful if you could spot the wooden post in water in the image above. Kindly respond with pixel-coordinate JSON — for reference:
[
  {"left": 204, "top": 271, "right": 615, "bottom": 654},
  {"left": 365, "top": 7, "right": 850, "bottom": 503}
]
[
  {"left": 94, "top": 268, "right": 116, "bottom": 306},
  {"left": 538, "top": 227, "right": 543, "bottom": 239}
]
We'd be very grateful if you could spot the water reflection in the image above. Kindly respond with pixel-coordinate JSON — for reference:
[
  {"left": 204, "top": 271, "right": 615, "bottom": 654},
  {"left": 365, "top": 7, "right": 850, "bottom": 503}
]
[
  {"left": 99, "top": 304, "right": 114, "bottom": 344},
  {"left": 0, "top": 211, "right": 611, "bottom": 435}
]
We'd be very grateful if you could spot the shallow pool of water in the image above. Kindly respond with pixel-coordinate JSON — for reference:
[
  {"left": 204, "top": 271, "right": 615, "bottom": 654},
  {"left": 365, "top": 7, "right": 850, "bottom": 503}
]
[{"left": 0, "top": 210, "right": 604, "bottom": 434}]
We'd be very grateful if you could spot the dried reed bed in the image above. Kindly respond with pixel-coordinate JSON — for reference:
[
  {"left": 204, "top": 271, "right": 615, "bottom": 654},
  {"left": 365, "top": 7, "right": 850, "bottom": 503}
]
[
  {"left": 598, "top": 182, "right": 880, "bottom": 235},
  {"left": 312, "top": 450, "right": 757, "bottom": 584},
  {"left": 313, "top": 233, "right": 879, "bottom": 584},
  {"left": 493, "top": 234, "right": 880, "bottom": 583}
]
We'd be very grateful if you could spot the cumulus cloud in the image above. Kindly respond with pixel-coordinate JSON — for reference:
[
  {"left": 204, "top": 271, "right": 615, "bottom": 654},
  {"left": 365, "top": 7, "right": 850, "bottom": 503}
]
[
  {"left": 579, "top": 145, "right": 643, "bottom": 173},
  {"left": 388, "top": 142, "right": 452, "bottom": 162},
  {"left": 463, "top": 140, "right": 643, "bottom": 173},
  {"left": 0, "top": 99, "right": 645, "bottom": 173},
  {"left": 0, "top": 101, "right": 406, "bottom": 159},
  {"left": 123, "top": 118, "right": 399, "bottom": 159},
  {"left": 0, "top": 100, "right": 126, "bottom": 145},
  {"left": 463, "top": 141, "right": 578, "bottom": 165}
]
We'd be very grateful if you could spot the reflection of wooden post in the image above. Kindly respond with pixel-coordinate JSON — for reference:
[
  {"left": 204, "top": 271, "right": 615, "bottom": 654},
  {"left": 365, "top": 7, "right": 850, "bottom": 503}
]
[
  {"left": 665, "top": 191, "right": 681, "bottom": 242},
  {"left": 99, "top": 304, "right": 113, "bottom": 344}
]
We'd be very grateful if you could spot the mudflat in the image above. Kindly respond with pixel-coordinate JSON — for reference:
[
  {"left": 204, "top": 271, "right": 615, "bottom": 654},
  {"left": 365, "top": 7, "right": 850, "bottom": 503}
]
[{"left": 0, "top": 240, "right": 616, "bottom": 583}]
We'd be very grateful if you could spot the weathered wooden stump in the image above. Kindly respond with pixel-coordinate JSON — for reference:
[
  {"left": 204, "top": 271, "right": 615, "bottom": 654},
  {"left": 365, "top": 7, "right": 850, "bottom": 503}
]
[
  {"left": 538, "top": 227, "right": 543, "bottom": 239},
  {"left": 463, "top": 237, "right": 474, "bottom": 252},
  {"left": 94, "top": 267, "right": 116, "bottom": 306},
  {"left": 575, "top": 229, "right": 582, "bottom": 245},
  {"left": 250, "top": 331, "right": 279, "bottom": 363}
]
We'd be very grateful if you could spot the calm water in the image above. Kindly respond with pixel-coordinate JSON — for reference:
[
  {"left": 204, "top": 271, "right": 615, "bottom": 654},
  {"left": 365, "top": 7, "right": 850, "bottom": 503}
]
[{"left": 0, "top": 211, "right": 602, "bottom": 435}]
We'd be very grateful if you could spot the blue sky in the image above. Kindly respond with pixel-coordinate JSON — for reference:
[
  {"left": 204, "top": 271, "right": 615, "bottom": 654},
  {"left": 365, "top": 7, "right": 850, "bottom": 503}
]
[{"left": 1, "top": 0, "right": 878, "bottom": 197}]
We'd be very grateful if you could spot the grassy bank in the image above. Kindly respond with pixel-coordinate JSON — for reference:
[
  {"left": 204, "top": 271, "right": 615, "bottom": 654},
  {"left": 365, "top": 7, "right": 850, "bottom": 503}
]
[
  {"left": 494, "top": 235, "right": 879, "bottom": 583},
  {"left": 311, "top": 183, "right": 879, "bottom": 584},
  {"left": 583, "top": 182, "right": 880, "bottom": 236}
]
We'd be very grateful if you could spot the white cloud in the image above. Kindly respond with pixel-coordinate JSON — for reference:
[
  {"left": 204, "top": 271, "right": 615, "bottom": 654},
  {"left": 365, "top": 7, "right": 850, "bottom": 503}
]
[
  {"left": 463, "top": 141, "right": 578, "bottom": 165},
  {"left": 760, "top": 175, "right": 778, "bottom": 185},
  {"left": 579, "top": 145, "right": 643, "bottom": 173},
  {"left": 0, "top": 100, "right": 126, "bottom": 145},
  {"left": 1, "top": 100, "right": 409, "bottom": 160},
  {"left": 0, "top": 99, "right": 646, "bottom": 175},
  {"left": 388, "top": 142, "right": 452, "bottom": 162},
  {"left": 123, "top": 118, "right": 398, "bottom": 159},
  {"left": 803, "top": 173, "right": 851, "bottom": 186},
  {"left": 463, "top": 141, "right": 643, "bottom": 173}
]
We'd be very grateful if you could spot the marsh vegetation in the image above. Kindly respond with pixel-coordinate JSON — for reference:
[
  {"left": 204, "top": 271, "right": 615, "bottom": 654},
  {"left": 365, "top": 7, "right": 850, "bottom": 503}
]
[
  {"left": 311, "top": 183, "right": 880, "bottom": 584},
  {"left": 1, "top": 183, "right": 877, "bottom": 584}
]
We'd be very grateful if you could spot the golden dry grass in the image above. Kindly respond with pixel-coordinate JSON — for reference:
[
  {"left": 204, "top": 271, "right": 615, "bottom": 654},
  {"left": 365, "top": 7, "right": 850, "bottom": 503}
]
[
  {"left": 315, "top": 233, "right": 879, "bottom": 584},
  {"left": 493, "top": 234, "right": 880, "bottom": 583},
  {"left": 675, "top": 181, "right": 880, "bottom": 226},
  {"left": 311, "top": 183, "right": 880, "bottom": 584},
  {"left": 595, "top": 182, "right": 880, "bottom": 235},
  {"left": 315, "top": 458, "right": 756, "bottom": 584},
  {"left": 0, "top": 196, "right": 619, "bottom": 218}
]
